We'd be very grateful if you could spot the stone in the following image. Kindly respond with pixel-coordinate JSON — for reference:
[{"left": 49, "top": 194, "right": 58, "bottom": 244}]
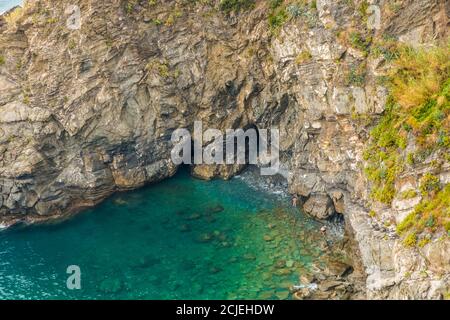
[
  {"left": 0, "top": 0, "right": 447, "bottom": 301},
  {"left": 319, "top": 280, "right": 343, "bottom": 292},
  {"left": 303, "top": 194, "right": 335, "bottom": 220},
  {"left": 197, "top": 233, "right": 214, "bottom": 243},
  {"left": 243, "top": 253, "right": 256, "bottom": 261},
  {"left": 275, "top": 268, "right": 292, "bottom": 276},
  {"left": 258, "top": 291, "right": 274, "bottom": 300},
  {"left": 330, "top": 190, "right": 345, "bottom": 214},
  {"left": 275, "top": 290, "right": 290, "bottom": 300},
  {"left": 186, "top": 213, "right": 202, "bottom": 221},
  {"left": 300, "top": 274, "right": 316, "bottom": 285},
  {"left": 206, "top": 205, "right": 224, "bottom": 214},
  {"left": 285, "top": 260, "right": 295, "bottom": 268},
  {"left": 293, "top": 288, "right": 311, "bottom": 300},
  {"left": 209, "top": 266, "right": 222, "bottom": 274},
  {"left": 326, "top": 260, "right": 353, "bottom": 277}
]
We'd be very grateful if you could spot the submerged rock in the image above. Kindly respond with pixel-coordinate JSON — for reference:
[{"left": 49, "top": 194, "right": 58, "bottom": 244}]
[
  {"left": 205, "top": 205, "right": 224, "bottom": 214},
  {"left": 275, "top": 290, "right": 290, "bottom": 300},
  {"left": 197, "top": 233, "right": 214, "bottom": 243},
  {"left": 178, "top": 224, "right": 191, "bottom": 232},
  {"left": 0, "top": 0, "right": 447, "bottom": 300},
  {"left": 98, "top": 278, "right": 123, "bottom": 294},
  {"left": 136, "top": 255, "right": 160, "bottom": 268},
  {"left": 186, "top": 213, "right": 202, "bottom": 221}
]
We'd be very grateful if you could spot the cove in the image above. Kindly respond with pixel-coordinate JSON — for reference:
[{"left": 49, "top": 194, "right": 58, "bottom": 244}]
[{"left": 0, "top": 167, "right": 333, "bottom": 300}]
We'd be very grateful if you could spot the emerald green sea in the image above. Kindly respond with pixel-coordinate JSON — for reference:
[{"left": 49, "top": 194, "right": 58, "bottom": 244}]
[{"left": 0, "top": 168, "right": 331, "bottom": 300}]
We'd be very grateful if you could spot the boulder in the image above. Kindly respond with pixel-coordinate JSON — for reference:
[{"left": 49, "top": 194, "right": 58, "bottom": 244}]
[{"left": 303, "top": 194, "right": 335, "bottom": 220}]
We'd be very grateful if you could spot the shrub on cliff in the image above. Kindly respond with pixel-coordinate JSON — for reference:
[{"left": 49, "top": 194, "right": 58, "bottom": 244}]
[
  {"left": 219, "top": 0, "right": 255, "bottom": 12},
  {"left": 4, "top": 6, "right": 24, "bottom": 26},
  {"left": 364, "top": 40, "right": 450, "bottom": 244},
  {"left": 390, "top": 44, "right": 450, "bottom": 110}
]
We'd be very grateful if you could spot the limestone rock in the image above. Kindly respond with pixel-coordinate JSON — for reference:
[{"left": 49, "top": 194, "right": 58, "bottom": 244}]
[{"left": 303, "top": 194, "right": 335, "bottom": 220}]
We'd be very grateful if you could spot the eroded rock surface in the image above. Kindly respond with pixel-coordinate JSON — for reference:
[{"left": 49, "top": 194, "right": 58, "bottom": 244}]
[{"left": 0, "top": 0, "right": 449, "bottom": 299}]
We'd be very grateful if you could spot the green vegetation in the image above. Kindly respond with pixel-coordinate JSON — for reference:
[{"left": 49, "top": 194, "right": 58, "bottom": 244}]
[
  {"left": 146, "top": 59, "right": 180, "bottom": 79},
  {"left": 346, "top": 63, "right": 367, "bottom": 86},
  {"left": 0, "top": 56, "right": 5, "bottom": 66},
  {"left": 349, "top": 31, "right": 371, "bottom": 56},
  {"left": 397, "top": 184, "right": 450, "bottom": 238},
  {"left": 152, "top": 18, "right": 162, "bottom": 26},
  {"left": 371, "top": 36, "right": 400, "bottom": 61},
  {"left": 364, "top": 42, "right": 450, "bottom": 244},
  {"left": 391, "top": 44, "right": 450, "bottom": 111},
  {"left": 68, "top": 39, "right": 76, "bottom": 49},
  {"left": 165, "top": 8, "right": 183, "bottom": 26},
  {"left": 419, "top": 173, "right": 440, "bottom": 196},
  {"left": 219, "top": 0, "right": 255, "bottom": 13},
  {"left": 403, "top": 232, "right": 417, "bottom": 247},
  {"left": 295, "top": 50, "right": 312, "bottom": 64},
  {"left": 46, "top": 17, "right": 58, "bottom": 24},
  {"left": 268, "top": 7, "right": 288, "bottom": 32},
  {"left": 23, "top": 94, "right": 30, "bottom": 105},
  {"left": 418, "top": 237, "right": 430, "bottom": 248},
  {"left": 400, "top": 189, "right": 418, "bottom": 200},
  {"left": 126, "top": 0, "right": 138, "bottom": 14},
  {"left": 358, "top": 0, "right": 369, "bottom": 19},
  {"left": 268, "top": 0, "right": 317, "bottom": 33}
]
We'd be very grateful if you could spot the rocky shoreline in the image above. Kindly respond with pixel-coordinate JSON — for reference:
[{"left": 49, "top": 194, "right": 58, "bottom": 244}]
[{"left": 0, "top": 0, "right": 448, "bottom": 299}]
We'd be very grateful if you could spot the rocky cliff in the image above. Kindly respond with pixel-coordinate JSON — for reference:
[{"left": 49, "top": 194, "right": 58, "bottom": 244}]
[{"left": 0, "top": 0, "right": 449, "bottom": 299}]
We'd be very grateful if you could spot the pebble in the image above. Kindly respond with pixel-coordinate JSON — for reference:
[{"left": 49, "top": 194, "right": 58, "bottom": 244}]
[
  {"left": 186, "top": 213, "right": 202, "bottom": 220},
  {"left": 258, "top": 291, "right": 274, "bottom": 300}
]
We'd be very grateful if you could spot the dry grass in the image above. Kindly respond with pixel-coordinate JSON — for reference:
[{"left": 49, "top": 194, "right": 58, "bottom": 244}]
[
  {"left": 4, "top": 7, "right": 24, "bottom": 26},
  {"left": 389, "top": 43, "right": 450, "bottom": 110},
  {"left": 365, "top": 40, "right": 450, "bottom": 244}
]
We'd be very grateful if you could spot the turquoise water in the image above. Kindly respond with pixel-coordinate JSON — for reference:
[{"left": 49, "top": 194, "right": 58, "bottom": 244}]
[
  {"left": 0, "top": 168, "right": 329, "bottom": 300},
  {"left": 0, "top": 0, "right": 22, "bottom": 14}
]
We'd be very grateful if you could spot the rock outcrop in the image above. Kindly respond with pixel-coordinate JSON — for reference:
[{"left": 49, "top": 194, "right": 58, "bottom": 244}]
[{"left": 0, "top": 0, "right": 448, "bottom": 299}]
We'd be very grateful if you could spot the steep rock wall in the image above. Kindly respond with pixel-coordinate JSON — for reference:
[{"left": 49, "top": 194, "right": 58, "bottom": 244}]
[{"left": 0, "top": 0, "right": 448, "bottom": 299}]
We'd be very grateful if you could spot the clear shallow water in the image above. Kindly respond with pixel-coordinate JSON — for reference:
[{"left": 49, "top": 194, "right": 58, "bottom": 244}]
[
  {"left": 0, "top": 0, "right": 22, "bottom": 14},
  {"left": 0, "top": 168, "right": 330, "bottom": 300}
]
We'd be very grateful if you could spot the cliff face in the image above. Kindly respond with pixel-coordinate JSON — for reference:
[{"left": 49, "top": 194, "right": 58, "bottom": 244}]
[{"left": 0, "top": 0, "right": 448, "bottom": 299}]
